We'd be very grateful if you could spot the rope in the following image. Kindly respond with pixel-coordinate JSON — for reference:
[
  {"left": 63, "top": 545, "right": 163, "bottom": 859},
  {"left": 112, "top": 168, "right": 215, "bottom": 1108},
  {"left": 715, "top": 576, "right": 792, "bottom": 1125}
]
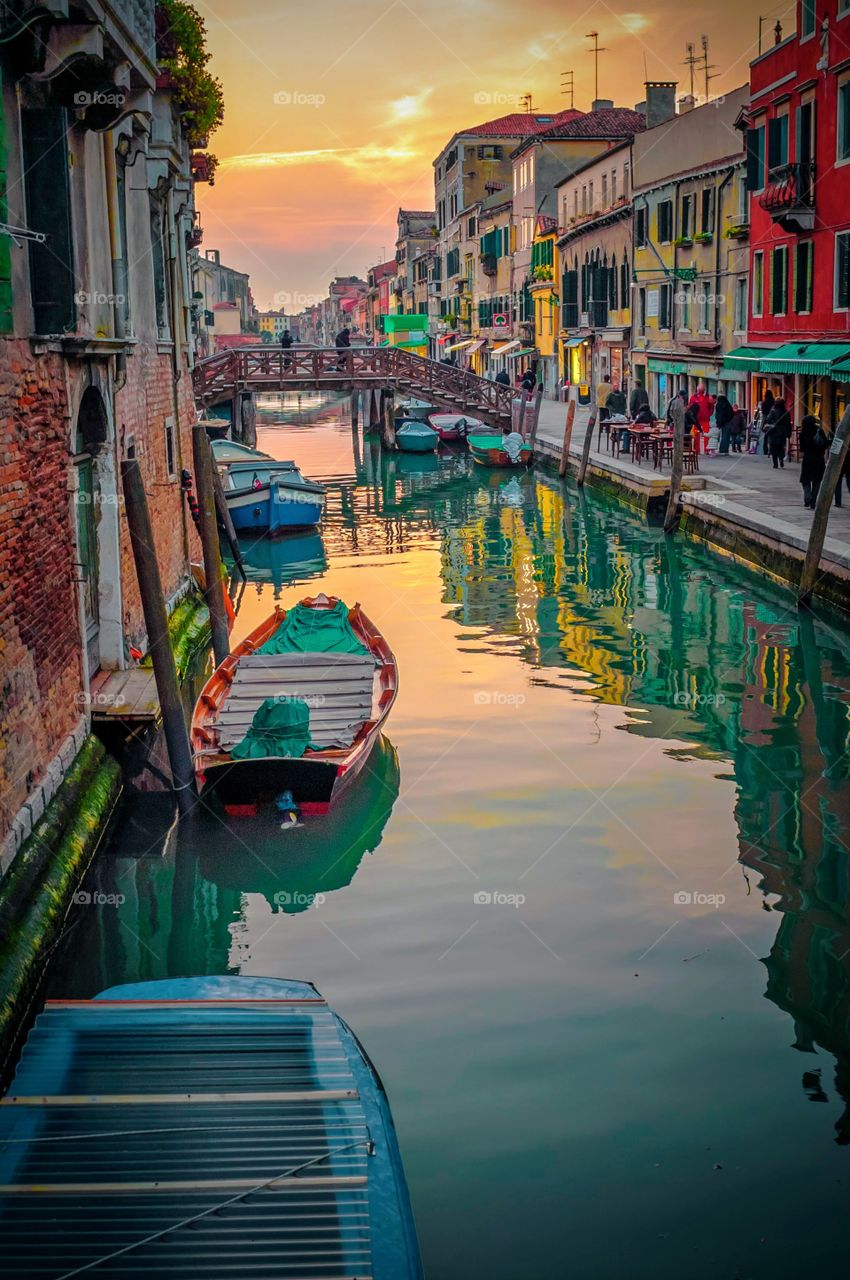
[{"left": 55, "top": 1137, "right": 375, "bottom": 1280}]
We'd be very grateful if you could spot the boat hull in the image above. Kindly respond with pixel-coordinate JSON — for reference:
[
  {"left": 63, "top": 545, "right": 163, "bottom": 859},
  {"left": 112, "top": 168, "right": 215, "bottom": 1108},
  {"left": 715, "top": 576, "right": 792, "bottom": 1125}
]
[
  {"left": 428, "top": 413, "right": 484, "bottom": 442},
  {"left": 396, "top": 422, "right": 438, "bottom": 453},
  {"left": 468, "top": 435, "right": 533, "bottom": 468},
  {"left": 226, "top": 482, "right": 324, "bottom": 533}
]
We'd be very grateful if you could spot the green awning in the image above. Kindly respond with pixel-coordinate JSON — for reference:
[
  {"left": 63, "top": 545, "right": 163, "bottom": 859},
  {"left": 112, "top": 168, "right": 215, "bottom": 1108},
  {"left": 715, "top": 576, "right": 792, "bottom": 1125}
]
[
  {"left": 719, "top": 366, "right": 748, "bottom": 380},
  {"left": 761, "top": 342, "right": 850, "bottom": 376},
  {"left": 394, "top": 339, "right": 428, "bottom": 348},
  {"left": 722, "top": 344, "right": 778, "bottom": 370},
  {"left": 647, "top": 358, "right": 686, "bottom": 374}
]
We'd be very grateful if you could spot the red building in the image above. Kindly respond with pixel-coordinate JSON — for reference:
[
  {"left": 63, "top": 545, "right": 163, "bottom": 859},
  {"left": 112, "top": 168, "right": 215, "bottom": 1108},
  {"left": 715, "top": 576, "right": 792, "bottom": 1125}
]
[{"left": 736, "top": 0, "right": 850, "bottom": 426}]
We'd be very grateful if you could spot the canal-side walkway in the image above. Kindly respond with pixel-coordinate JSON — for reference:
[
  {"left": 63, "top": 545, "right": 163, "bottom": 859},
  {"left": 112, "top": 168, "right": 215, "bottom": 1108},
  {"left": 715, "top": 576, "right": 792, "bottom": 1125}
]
[{"left": 534, "top": 399, "right": 850, "bottom": 593}]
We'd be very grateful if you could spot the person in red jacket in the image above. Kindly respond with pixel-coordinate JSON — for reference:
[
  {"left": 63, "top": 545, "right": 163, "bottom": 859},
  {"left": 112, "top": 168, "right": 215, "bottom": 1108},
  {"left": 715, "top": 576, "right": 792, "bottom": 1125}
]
[{"left": 687, "top": 384, "right": 715, "bottom": 454}]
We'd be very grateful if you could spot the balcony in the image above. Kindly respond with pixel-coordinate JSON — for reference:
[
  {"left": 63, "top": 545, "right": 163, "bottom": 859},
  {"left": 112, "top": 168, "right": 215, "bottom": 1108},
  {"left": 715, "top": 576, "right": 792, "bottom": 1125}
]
[{"left": 758, "top": 161, "right": 815, "bottom": 232}]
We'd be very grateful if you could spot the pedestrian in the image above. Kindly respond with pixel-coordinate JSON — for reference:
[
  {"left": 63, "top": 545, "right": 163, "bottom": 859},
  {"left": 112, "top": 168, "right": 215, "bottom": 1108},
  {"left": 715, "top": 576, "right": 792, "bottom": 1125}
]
[
  {"left": 667, "top": 388, "right": 686, "bottom": 442},
  {"left": 605, "top": 380, "right": 628, "bottom": 448},
  {"left": 829, "top": 429, "right": 850, "bottom": 507},
  {"left": 714, "top": 393, "right": 734, "bottom": 456},
  {"left": 520, "top": 366, "right": 536, "bottom": 394},
  {"left": 495, "top": 368, "right": 510, "bottom": 386},
  {"left": 597, "top": 374, "right": 612, "bottom": 415},
  {"left": 760, "top": 388, "right": 775, "bottom": 425},
  {"left": 687, "top": 384, "right": 715, "bottom": 454},
  {"left": 728, "top": 404, "right": 746, "bottom": 452},
  {"left": 334, "top": 326, "right": 351, "bottom": 370},
  {"left": 629, "top": 385, "right": 650, "bottom": 419},
  {"left": 764, "top": 396, "right": 791, "bottom": 468},
  {"left": 281, "top": 327, "right": 293, "bottom": 370},
  {"left": 799, "top": 414, "right": 828, "bottom": 508}
]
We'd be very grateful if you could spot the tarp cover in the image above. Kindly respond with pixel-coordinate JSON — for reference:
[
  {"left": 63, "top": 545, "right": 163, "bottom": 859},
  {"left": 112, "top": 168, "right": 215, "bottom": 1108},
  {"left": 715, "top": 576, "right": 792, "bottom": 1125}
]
[
  {"left": 259, "top": 600, "right": 368, "bottom": 655},
  {"left": 230, "top": 696, "right": 315, "bottom": 759}
]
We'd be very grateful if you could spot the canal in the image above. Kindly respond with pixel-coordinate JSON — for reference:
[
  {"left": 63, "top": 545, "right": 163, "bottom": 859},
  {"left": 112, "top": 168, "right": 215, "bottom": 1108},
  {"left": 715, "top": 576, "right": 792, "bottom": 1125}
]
[{"left": 48, "top": 393, "right": 850, "bottom": 1279}]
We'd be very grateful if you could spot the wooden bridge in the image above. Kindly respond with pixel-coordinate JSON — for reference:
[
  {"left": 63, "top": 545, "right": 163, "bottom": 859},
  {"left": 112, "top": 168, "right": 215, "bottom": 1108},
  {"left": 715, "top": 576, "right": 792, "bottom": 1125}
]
[{"left": 192, "top": 345, "right": 514, "bottom": 425}]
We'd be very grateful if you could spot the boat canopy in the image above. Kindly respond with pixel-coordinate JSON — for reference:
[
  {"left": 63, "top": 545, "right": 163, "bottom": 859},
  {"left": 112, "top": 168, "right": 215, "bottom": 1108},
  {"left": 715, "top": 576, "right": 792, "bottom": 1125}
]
[{"left": 260, "top": 599, "right": 369, "bottom": 655}]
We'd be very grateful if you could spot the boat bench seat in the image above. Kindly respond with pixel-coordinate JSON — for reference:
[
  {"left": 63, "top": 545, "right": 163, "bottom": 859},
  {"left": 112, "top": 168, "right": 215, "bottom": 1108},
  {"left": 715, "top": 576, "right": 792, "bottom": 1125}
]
[{"left": 217, "top": 651, "right": 377, "bottom": 751}]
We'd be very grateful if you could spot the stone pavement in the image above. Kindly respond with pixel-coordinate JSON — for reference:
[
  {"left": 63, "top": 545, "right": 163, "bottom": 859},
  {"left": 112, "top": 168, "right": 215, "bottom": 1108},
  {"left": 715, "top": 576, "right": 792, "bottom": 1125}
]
[{"left": 532, "top": 398, "right": 850, "bottom": 579}]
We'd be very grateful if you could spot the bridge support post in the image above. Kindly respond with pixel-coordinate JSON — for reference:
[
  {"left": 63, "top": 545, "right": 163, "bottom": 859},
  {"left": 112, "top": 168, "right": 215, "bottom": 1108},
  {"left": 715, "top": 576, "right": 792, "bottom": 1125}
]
[
  {"left": 350, "top": 391, "right": 360, "bottom": 430},
  {"left": 381, "top": 390, "right": 396, "bottom": 449},
  {"left": 241, "top": 392, "right": 257, "bottom": 448},
  {"left": 368, "top": 390, "right": 381, "bottom": 430}
]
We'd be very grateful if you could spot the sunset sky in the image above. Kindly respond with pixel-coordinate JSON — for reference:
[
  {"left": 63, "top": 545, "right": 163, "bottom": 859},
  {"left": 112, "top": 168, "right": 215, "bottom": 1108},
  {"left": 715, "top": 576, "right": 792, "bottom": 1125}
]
[{"left": 196, "top": 0, "right": 775, "bottom": 309}]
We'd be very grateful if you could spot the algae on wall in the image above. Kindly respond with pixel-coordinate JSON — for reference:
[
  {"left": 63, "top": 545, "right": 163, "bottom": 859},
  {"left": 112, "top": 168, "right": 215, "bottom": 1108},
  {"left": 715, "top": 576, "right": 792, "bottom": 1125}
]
[{"left": 0, "top": 737, "right": 121, "bottom": 1070}]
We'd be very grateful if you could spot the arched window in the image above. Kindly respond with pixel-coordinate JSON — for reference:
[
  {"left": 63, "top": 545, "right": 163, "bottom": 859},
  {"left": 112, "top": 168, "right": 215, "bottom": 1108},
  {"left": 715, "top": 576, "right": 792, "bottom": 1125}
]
[
  {"left": 609, "top": 254, "right": 618, "bottom": 310},
  {"left": 620, "top": 254, "right": 629, "bottom": 308}
]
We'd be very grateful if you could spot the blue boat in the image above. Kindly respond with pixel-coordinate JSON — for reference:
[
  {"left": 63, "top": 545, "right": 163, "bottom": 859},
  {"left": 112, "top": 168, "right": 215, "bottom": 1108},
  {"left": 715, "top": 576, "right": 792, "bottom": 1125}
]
[
  {"left": 220, "top": 456, "right": 326, "bottom": 535},
  {"left": 396, "top": 420, "right": 438, "bottom": 454},
  {"left": 0, "top": 975, "right": 424, "bottom": 1280}
]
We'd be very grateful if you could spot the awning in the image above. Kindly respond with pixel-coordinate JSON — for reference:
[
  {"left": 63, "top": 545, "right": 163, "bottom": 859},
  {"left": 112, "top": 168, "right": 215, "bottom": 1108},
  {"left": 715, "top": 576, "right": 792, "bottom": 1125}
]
[
  {"left": 723, "top": 344, "right": 779, "bottom": 370},
  {"left": 718, "top": 365, "right": 748, "bottom": 380},
  {"left": 505, "top": 347, "right": 537, "bottom": 359},
  {"left": 562, "top": 336, "right": 587, "bottom": 348},
  {"left": 492, "top": 339, "right": 520, "bottom": 354},
  {"left": 445, "top": 338, "right": 476, "bottom": 351},
  {"left": 761, "top": 341, "right": 850, "bottom": 376},
  {"left": 395, "top": 339, "right": 428, "bottom": 348},
  {"left": 466, "top": 339, "right": 485, "bottom": 353}
]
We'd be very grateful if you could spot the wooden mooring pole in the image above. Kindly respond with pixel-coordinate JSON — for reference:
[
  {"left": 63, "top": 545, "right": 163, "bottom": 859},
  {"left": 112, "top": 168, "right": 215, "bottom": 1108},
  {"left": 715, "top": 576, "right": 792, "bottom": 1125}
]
[
  {"left": 664, "top": 408, "right": 686, "bottom": 534},
  {"left": 558, "top": 400, "right": 576, "bottom": 477},
  {"left": 120, "top": 458, "right": 197, "bottom": 815},
  {"left": 192, "top": 424, "right": 231, "bottom": 666},
  {"left": 210, "top": 455, "right": 245, "bottom": 581},
  {"left": 798, "top": 405, "right": 850, "bottom": 607},
  {"left": 381, "top": 390, "right": 396, "bottom": 449},
  {"left": 527, "top": 386, "right": 544, "bottom": 449},
  {"left": 576, "top": 389, "right": 598, "bottom": 488}
]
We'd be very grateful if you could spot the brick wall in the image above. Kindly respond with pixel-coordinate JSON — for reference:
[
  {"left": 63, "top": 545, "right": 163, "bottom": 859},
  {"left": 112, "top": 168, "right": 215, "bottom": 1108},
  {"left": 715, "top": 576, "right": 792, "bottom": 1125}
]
[{"left": 0, "top": 340, "right": 85, "bottom": 842}]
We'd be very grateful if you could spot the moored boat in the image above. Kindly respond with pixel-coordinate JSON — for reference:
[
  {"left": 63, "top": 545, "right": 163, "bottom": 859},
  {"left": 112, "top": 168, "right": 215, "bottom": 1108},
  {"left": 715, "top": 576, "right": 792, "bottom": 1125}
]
[
  {"left": 395, "top": 397, "right": 435, "bottom": 422},
  {"left": 0, "top": 974, "right": 423, "bottom": 1280},
  {"left": 191, "top": 592, "right": 397, "bottom": 815},
  {"left": 396, "top": 420, "right": 438, "bottom": 454},
  {"left": 210, "top": 438, "right": 273, "bottom": 464},
  {"left": 467, "top": 431, "right": 533, "bottom": 468},
  {"left": 428, "top": 412, "right": 485, "bottom": 442}
]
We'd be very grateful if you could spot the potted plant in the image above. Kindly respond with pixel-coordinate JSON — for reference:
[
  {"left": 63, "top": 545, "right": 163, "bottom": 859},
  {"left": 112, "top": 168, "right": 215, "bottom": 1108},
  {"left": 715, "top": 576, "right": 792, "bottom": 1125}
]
[
  {"left": 156, "top": 1, "right": 225, "bottom": 150},
  {"left": 674, "top": 234, "right": 693, "bottom": 248},
  {"left": 694, "top": 231, "right": 713, "bottom": 244},
  {"left": 724, "top": 223, "right": 749, "bottom": 240}
]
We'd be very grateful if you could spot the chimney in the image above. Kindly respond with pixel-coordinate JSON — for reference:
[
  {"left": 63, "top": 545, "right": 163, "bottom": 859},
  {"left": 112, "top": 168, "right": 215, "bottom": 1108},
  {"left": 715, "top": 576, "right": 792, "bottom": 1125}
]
[
  {"left": 644, "top": 80, "right": 677, "bottom": 128},
  {"left": 677, "top": 94, "right": 696, "bottom": 114},
  {"left": 634, "top": 100, "right": 646, "bottom": 115},
  {"left": 591, "top": 98, "right": 614, "bottom": 112}
]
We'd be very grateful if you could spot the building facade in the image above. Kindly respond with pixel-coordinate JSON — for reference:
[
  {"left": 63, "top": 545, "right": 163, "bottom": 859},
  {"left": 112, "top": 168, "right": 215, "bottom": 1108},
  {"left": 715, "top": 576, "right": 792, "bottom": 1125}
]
[
  {"left": 0, "top": 0, "right": 208, "bottom": 859},
  {"left": 631, "top": 86, "right": 750, "bottom": 414},
  {"left": 737, "top": 0, "right": 850, "bottom": 427}
]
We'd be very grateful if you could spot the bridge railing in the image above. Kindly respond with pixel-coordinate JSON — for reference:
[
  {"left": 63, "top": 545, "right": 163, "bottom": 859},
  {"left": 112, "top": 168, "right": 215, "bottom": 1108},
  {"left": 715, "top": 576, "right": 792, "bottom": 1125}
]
[{"left": 194, "top": 345, "right": 515, "bottom": 421}]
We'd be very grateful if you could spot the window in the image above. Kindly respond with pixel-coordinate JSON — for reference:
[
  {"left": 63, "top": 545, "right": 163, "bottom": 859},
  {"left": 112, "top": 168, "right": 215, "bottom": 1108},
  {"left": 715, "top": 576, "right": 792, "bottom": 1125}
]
[
  {"left": 623, "top": 162, "right": 630, "bottom": 196},
  {"left": 680, "top": 194, "right": 694, "bottom": 239},
  {"left": 635, "top": 205, "right": 647, "bottom": 247},
  {"left": 836, "top": 232, "right": 850, "bottom": 309},
  {"left": 588, "top": 180, "right": 594, "bottom": 209},
  {"left": 620, "top": 257, "right": 629, "bottom": 307},
  {"left": 467, "top": 216, "right": 476, "bottom": 237},
  {"left": 581, "top": 184, "right": 587, "bottom": 214},
  {"left": 150, "top": 198, "right": 171, "bottom": 340},
  {"left": 752, "top": 251, "right": 764, "bottom": 317},
  {"left": 767, "top": 114, "right": 789, "bottom": 173},
  {"left": 679, "top": 283, "right": 692, "bottom": 330},
  {"left": 657, "top": 200, "right": 673, "bottom": 243},
  {"left": 611, "top": 169, "right": 617, "bottom": 203},
  {"left": 734, "top": 276, "right": 747, "bottom": 331},
  {"left": 659, "top": 283, "right": 671, "bottom": 329},
  {"left": 22, "top": 107, "right": 76, "bottom": 335},
  {"left": 700, "top": 187, "right": 714, "bottom": 234},
  {"left": 801, "top": 0, "right": 816, "bottom": 37},
  {"left": 770, "top": 245, "right": 788, "bottom": 315},
  {"left": 747, "top": 124, "right": 765, "bottom": 191},
  {"left": 637, "top": 286, "right": 646, "bottom": 333},
  {"left": 573, "top": 189, "right": 578, "bottom": 219},
  {"left": 699, "top": 288, "right": 711, "bottom": 332},
  {"left": 601, "top": 173, "right": 608, "bottom": 206},
  {"left": 839, "top": 81, "right": 850, "bottom": 163},
  {"left": 164, "top": 416, "right": 176, "bottom": 479},
  {"left": 795, "top": 241, "right": 813, "bottom": 313}
]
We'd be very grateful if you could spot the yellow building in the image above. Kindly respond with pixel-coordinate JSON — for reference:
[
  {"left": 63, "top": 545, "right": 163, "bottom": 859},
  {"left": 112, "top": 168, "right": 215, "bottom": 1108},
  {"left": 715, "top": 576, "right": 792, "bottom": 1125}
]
[{"left": 529, "top": 221, "right": 559, "bottom": 378}]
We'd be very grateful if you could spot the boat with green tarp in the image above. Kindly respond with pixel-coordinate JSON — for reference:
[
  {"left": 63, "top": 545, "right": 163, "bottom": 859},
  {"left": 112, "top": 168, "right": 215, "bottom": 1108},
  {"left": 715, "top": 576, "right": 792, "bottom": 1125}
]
[{"left": 191, "top": 593, "right": 398, "bottom": 815}]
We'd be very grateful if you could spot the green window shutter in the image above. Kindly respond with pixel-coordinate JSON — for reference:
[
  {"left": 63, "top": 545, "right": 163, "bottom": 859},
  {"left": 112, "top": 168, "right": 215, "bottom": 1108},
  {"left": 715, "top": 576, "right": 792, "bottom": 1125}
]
[
  {"left": 21, "top": 106, "right": 75, "bottom": 335},
  {"left": 0, "top": 70, "right": 12, "bottom": 333}
]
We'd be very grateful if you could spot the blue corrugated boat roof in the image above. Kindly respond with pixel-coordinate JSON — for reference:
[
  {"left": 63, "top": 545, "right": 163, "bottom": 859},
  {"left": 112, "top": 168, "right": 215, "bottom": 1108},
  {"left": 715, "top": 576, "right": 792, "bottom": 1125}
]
[{"left": 0, "top": 976, "right": 422, "bottom": 1280}]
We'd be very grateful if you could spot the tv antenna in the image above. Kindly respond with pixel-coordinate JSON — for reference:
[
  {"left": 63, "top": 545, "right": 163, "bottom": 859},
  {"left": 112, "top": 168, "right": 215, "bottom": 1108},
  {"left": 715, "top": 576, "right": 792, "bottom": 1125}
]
[
  {"left": 585, "top": 31, "right": 608, "bottom": 103},
  {"left": 684, "top": 43, "right": 699, "bottom": 97},
  {"left": 560, "top": 70, "right": 574, "bottom": 110},
  {"left": 701, "top": 34, "right": 718, "bottom": 101},
  {"left": 520, "top": 92, "right": 537, "bottom": 114}
]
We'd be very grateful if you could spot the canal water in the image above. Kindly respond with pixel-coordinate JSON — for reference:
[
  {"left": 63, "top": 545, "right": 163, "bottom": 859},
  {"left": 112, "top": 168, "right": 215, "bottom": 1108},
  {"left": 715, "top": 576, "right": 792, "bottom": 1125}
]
[{"left": 48, "top": 393, "right": 850, "bottom": 1279}]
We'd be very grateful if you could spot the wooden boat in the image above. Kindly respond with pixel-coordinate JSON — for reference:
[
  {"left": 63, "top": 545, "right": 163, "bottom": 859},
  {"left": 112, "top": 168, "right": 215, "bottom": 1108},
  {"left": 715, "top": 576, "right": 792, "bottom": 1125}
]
[
  {"left": 210, "top": 438, "right": 272, "bottom": 464},
  {"left": 223, "top": 466, "right": 326, "bottom": 535},
  {"left": 428, "top": 412, "right": 485, "bottom": 442},
  {"left": 191, "top": 593, "right": 397, "bottom": 815},
  {"left": 467, "top": 431, "right": 533, "bottom": 468},
  {"left": 0, "top": 974, "right": 423, "bottom": 1280},
  {"left": 396, "top": 420, "right": 438, "bottom": 454},
  {"left": 395, "top": 397, "right": 435, "bottom": 422}
]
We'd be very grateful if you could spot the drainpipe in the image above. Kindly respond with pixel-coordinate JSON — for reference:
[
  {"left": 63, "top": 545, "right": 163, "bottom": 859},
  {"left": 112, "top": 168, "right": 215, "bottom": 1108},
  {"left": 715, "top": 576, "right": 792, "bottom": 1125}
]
[
  {"left": 166, "top": 184, "right": 183, "bottom": 380},
  {"left": 102, "top": 134, "right": 127, "bottom": 390},
  {"left": 713, "top": 168, "right": 733, "bottom": 347}
]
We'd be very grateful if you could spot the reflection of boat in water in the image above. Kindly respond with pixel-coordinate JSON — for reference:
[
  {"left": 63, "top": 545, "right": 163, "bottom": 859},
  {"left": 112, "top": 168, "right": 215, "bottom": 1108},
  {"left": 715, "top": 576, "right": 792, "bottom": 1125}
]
[
  {"left": 393, "top": 449, "right": 441, "bottom": 476},
  {"left": 0, "top": 972, "right": 423, "bottom": 1279},
  {"left": 229, "top": 530, "right": 327, "bottom": 593},
  {"left": 196, "top": 735, "right": 400, "bottom": 911},
  {"left": 471, "top": 465, "right": 537, "bottom": 507}
]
